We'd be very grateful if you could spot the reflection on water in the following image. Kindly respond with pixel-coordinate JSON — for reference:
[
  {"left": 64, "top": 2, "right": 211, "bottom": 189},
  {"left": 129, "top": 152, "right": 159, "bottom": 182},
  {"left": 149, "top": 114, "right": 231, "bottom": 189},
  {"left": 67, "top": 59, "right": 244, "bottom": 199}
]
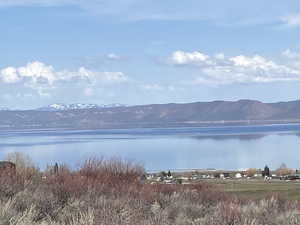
[
  {"left": 0, "top": 124, "right": 300, "bottom": 171},
  {"left": 193, "top": 134, "right": 267, "bottom": 141}
]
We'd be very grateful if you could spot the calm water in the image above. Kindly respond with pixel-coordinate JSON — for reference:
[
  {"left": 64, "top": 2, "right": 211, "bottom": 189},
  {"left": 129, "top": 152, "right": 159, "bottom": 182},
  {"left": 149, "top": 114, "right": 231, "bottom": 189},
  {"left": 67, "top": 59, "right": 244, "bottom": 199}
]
[{"left": 1, "top": 124, "right": 300, "bottom": 171}]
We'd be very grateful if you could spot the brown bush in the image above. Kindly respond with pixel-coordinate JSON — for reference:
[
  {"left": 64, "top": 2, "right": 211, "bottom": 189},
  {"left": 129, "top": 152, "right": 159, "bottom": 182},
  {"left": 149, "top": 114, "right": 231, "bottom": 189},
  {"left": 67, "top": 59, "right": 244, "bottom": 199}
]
[
  {"left": 246, "top": 168, "right": 257, "bottom": 177},
  {"left": 276, "top": 167, "right": 293, "bottom": 176}
]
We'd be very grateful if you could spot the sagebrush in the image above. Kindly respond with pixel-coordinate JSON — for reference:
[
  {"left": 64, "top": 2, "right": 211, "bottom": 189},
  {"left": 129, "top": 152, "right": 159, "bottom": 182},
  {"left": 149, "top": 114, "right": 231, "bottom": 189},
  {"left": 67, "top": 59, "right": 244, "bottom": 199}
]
[{"left": 0, "top": 157, "right": 299, "bottom": 225}]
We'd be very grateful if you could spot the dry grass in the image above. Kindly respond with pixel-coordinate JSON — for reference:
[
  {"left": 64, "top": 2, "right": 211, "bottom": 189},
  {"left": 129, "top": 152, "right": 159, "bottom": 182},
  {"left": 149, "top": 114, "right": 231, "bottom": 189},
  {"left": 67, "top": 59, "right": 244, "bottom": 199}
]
[
  {"left": 0, "top": 157, "right": 299, "bottom": 225},
  {"left": 209, "top": 179, "right": 300, "bottom": 200}
]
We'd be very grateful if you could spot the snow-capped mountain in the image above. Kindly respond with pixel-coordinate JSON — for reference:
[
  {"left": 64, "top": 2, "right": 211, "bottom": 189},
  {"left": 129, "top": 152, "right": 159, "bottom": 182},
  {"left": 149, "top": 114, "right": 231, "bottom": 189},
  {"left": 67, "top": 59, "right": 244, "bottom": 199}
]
[
  {"left": 36, "top": 103, "right": 127, "bottom": 111},
  {"left": 98, "top": 103, "right": 127, "bottom": 108}
]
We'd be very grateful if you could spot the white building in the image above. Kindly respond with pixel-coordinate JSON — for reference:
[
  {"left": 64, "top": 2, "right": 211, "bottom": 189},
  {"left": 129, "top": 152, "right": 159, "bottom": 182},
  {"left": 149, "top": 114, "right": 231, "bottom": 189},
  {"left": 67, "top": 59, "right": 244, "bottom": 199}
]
[{"left": 235, "top": 173, "right": 242, "bottom": 179}]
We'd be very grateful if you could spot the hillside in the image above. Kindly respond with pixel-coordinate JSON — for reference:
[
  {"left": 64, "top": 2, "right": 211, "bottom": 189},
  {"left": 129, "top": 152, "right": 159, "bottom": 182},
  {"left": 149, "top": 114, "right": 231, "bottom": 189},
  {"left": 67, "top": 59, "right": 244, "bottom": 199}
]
[{"left": 1, "top": 99, "right": 300, "bottom": 130}]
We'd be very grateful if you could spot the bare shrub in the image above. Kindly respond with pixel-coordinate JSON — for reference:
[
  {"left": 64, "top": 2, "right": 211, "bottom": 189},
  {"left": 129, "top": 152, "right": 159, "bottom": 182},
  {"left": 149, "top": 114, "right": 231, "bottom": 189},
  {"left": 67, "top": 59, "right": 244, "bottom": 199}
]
[
  {"left": 4, "top": 152, "right": 34, "bottom": 170},
  {"left": 79, "top": 157, "right": 144, "bottom": 183},
  {"left": 276, "top": 163, "right": 293, "bottom": 176},
  {"left": 4, "top": 152, "right": 39, "bottom": 180}
]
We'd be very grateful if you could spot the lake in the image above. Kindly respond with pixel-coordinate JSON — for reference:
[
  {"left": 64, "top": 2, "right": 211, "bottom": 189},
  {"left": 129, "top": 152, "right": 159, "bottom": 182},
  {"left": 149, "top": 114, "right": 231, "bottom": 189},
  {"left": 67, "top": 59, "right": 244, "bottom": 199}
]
[{"left": 1, "top": 124, "right": 300, "bottom": 171}]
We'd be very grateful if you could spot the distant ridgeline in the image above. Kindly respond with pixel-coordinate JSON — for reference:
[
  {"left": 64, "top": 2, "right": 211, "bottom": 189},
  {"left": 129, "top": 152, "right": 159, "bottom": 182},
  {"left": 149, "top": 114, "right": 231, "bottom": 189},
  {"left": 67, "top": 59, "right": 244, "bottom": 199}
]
[{"left": 2, "top": 99, "right": 300, "bottom": 130}]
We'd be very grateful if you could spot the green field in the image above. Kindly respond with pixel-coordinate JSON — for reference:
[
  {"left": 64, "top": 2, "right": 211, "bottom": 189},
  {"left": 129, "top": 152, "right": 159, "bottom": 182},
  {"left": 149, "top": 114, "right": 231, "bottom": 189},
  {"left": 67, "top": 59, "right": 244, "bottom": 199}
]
[{"left": 207, "top": 179, "right": 300, "bottom": 200}]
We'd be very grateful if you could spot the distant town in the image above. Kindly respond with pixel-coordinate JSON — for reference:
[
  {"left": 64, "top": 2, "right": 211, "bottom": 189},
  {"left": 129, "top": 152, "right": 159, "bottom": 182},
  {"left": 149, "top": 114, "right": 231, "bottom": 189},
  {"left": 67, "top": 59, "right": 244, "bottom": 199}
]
[{"left": 145, "top": 164, "right": 300, "bottom": 185}]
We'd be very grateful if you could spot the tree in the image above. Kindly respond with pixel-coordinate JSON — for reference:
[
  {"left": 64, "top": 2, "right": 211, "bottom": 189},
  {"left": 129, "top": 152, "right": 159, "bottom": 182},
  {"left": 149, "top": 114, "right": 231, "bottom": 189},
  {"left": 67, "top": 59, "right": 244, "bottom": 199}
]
[
  {"left": 160, "top": 171, "right": 167, "bottom": 177},
  {"left": 245, "top": 168, "right": 257, "bottom": 177},
  {"left": 263, "top": 165, "right": 270, "bottom": 177},
  {"left": 276, "top": 163, "right": 293, "bottom": 176},
  {"left": 54, "top": 163, "right": 59, "bottom": 174},
  {"left": 5, "top": 152, "right": 33, "bottom": 169},
  {"left": 167, "top": 170, "right": 172, "bottom": 177},
  {"left": 4, "top": 152, "right": 37, "bottom": 177}
]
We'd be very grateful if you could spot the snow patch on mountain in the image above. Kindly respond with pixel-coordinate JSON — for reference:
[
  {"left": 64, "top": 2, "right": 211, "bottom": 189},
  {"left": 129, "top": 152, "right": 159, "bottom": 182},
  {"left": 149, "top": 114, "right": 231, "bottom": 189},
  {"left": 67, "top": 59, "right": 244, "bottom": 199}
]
[{"left": 36, "top": 103, "right": 127, "bottom": 111}]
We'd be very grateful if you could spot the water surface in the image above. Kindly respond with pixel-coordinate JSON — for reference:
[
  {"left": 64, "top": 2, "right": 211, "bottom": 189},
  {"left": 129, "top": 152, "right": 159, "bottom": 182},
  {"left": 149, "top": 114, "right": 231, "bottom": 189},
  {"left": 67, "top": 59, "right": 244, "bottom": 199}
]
[{"left": 0, "top": 124, "right": 300, "bottom": 171}]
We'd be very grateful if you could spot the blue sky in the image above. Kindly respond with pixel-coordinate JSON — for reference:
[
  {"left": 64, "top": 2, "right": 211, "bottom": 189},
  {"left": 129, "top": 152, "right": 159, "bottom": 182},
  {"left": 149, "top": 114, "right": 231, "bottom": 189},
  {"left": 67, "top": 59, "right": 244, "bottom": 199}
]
[{"left": 1, "top": 0, "right": 300, "bottom": 108}]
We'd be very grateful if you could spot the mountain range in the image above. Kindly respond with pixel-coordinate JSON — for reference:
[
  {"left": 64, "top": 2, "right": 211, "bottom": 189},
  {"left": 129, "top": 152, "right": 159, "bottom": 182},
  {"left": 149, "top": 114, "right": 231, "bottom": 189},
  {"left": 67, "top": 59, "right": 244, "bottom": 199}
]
[{"left": 1, "top": 99, "right": 300, "bottom": 130}]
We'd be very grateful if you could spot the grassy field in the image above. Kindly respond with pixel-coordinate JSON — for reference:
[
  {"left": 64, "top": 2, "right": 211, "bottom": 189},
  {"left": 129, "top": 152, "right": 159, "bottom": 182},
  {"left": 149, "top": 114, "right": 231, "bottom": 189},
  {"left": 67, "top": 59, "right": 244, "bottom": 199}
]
[{"left": 208, "top": 179, "right": 300, "bottom": 200}]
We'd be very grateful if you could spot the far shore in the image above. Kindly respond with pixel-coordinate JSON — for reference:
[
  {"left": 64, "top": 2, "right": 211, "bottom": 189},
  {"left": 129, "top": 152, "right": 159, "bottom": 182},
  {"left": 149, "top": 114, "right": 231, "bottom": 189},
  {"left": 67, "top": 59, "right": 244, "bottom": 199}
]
[{"left": 1, "top": 120, "right": 300, "bottom": 132}]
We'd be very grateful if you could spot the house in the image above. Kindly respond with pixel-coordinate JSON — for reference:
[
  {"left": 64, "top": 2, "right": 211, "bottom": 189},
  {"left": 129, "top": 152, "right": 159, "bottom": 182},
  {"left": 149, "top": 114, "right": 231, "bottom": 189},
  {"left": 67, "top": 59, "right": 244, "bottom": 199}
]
[
  {"left": 223, "top": 173, "right": 231, "bottom": 178},
  {"left": 146, "top": 174, "right": 154, "bottom": 180},
  {"left": 235, "top": 173, "right": 242, "bottom": 179},
  {"left": 214, "top": 173, "right": 221, "bottom": 178},
  {"left": 178, "top": 176, "right": 189, "bottom": 181}
]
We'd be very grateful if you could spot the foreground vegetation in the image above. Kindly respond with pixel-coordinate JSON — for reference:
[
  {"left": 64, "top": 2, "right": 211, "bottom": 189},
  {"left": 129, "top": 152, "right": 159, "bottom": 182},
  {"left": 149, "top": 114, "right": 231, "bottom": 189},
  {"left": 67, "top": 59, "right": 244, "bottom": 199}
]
[{"left": 0, "top": 154, "right": 300, "bottom": 225}]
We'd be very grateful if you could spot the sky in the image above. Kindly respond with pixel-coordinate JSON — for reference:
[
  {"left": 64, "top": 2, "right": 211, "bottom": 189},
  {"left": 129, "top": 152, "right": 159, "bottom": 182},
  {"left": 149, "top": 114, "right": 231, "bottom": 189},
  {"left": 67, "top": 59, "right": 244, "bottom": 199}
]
[{"left": 1, "top": 0, "right": 300, "bottom": 108}]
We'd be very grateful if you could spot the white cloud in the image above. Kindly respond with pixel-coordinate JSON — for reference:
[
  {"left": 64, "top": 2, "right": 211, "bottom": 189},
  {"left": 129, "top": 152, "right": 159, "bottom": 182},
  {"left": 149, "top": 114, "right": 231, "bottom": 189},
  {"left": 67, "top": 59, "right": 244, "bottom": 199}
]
[
  {"left": 168, "top": 50, "right": 300, "bottom": 85},
  {"left": 75, "top": 67, "right": 128, "bottom": 84},
  {"left": 0, "top": 61, "right": 127, "bottom": 85},
  {"left": 214, "top": 53, "right": 225, "bottom": 60},
  {"left": 18, "top": 61, "right": 57, "bottom": 84},
  {"left": 229, "top": 55, "right": 277, "bottom": 69},
  {"left": 170, "top": 51, "right": 213, "bottom": 66},
  {"left": 106, "top": 53, "right": 122, "bottom": 61},
  {"left": 280, "top": 14, "right": 300, "bottom": 27},
  {"left": 282, "top": 49, "right": 300, "bottom": 59},
  {"left": 0, "top": 61, "right": 128, "bottom": 96},
  {"left": 0, "top": 67, "right": 20, "bottom": 83},
  {"left": 141, "top": 84, "right": 178, "bottom": 92}
]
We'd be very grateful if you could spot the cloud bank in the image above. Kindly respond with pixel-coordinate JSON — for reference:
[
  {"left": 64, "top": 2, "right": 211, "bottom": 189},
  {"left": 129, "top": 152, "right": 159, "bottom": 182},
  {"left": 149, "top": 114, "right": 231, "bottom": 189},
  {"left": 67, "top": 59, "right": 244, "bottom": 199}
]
[
  {"left": 0, "top": 61, "right": 128, "bottom": 96},
  {"left": 169, "top": 50, "right": 300, "bottom": 85},
  {"left": 0, "top": 61, "right": 127, "bottom": 85}
]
